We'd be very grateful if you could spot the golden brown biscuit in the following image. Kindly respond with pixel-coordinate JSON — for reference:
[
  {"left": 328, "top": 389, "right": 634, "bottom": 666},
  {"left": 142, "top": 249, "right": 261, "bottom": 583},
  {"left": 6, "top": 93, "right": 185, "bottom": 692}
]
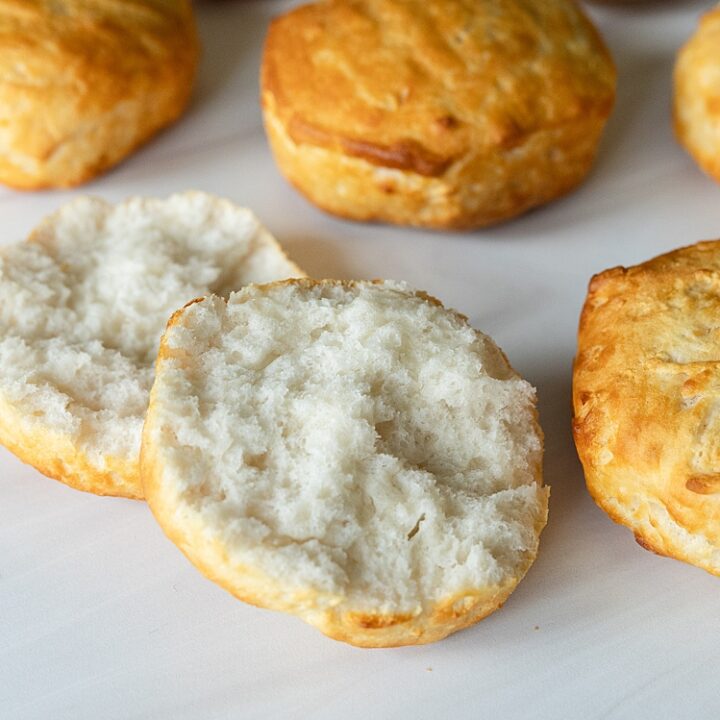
[
  {"left": 573, "top": 241, "right": 720, "bottom": 576},
  {"left": 261, "top": 0, "right": 616, "bottom": 230},
  {"left": 0, "top": 0, "right": 199, "bottom": 189},
  {"left": 674, "top": 4, "right": 720, "bottom": 183}
]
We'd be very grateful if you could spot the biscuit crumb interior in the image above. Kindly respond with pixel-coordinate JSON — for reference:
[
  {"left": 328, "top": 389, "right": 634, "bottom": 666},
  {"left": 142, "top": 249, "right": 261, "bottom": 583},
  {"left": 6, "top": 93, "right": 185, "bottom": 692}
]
[
  {"left": 150, "top": 281, "right": 547, "bottom": 612},
  {"left": 0, "top": 193, "right": 299, "bottom": 467}
]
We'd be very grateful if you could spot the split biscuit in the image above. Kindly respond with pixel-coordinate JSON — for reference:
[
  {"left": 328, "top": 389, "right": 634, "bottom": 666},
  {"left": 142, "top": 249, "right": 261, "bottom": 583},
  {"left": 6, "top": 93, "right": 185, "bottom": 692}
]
[
  {"left": 142, "top": 279, "right": 548, "bottom": 646},
  {"left": 0, "top": 192, "right": 303, "bottom": 498}
]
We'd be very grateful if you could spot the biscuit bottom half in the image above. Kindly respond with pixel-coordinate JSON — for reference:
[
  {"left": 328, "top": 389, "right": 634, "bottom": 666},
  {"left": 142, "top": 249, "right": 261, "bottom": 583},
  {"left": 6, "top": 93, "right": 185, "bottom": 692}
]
[{"left": 142, "top": 280, "right": 549, "bottom": 646}]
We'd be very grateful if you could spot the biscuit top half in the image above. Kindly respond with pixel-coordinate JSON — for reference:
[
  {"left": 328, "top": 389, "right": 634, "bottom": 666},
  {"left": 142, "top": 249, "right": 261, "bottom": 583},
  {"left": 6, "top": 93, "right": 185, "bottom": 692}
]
[
  {"left": 262, "top": 0, "right": 616, "bottom": 177},
  {"left": 574, "top": 241, "right": 720, "bottom": 549},
  {"left": 0, "top": 0, "right": 194, "bottom": 72},
  {"left": 674, "top": 3, "right": 720, "bottom": 180},
  {"left": 0, "top": 0, "right": 196, "bottom": 83},
  {"left": 0, "top": 1, "right": 197, "bottom": 149}
]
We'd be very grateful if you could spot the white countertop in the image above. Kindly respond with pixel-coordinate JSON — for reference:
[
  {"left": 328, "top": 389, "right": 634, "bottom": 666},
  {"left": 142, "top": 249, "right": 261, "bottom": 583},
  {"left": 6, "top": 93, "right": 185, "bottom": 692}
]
[{"left": 2, "top": 2, "right": 719, "bottom": 718}]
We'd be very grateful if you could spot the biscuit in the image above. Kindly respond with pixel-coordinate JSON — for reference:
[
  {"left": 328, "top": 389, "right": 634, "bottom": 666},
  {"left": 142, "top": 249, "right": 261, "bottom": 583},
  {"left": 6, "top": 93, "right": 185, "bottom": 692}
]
[
  {"left": 573, "top": 242, "right": 720, "bottom": 575},
  {"left": 261, "top": 0, "right": 616, "bottom": 229},
  {"left": 0, "top": 192, "right": 303, "bottom": 499},
  {"left": 141, "top": 279, "right": 548, "bottom": 646},
  {"left": 0, "top": 0, "right": 199, "bottom": 189},
  {"left": 674, "top": 4, "right": 720, "bottom": 183}
]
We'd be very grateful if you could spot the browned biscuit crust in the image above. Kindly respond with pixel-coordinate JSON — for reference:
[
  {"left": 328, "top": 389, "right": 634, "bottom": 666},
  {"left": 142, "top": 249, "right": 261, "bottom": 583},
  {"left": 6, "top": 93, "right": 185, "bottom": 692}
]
[
  {"left": 573, "top": 241, "right": 720, "bottom": 576},
  {"left": 0, "top": 393, "right": 142, "bottom": 499},
  {"left": 674, "top": 4, "right": 720, "bottom": 184},
  {"left": 0, "top": 0, "right": 199, "bottom": 189},
  {"left": 261, "top": 0, "right": 616, "bottom": 229}
]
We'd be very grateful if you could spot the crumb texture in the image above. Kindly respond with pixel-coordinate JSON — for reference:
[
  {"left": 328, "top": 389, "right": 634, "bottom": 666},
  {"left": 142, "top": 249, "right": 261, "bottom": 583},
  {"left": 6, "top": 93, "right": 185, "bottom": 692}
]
[
  {"left": 145, "top": 280, "right": 547, "bottom": 643},
  {"left": 0, "top": 192, "right": 301, "bottom": 495}
]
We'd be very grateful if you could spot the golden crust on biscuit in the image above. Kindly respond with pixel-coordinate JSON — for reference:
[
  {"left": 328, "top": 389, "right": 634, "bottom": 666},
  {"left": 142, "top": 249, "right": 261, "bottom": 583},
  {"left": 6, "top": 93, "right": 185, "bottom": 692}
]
[
  {"left": 0, "top": 392, "right": 142, "bottom": 498},
  {"left": 573, "top": 242, "right": 720, "bottom": 575},
  {"left": 0, "top": 0, "right": 199, "bottom": 189},
  {"left": 674, "top": 4, "right": 720, "bottom": 183},
  {"left": 261, "top": 0, "right": 616, "bottom": 229}
]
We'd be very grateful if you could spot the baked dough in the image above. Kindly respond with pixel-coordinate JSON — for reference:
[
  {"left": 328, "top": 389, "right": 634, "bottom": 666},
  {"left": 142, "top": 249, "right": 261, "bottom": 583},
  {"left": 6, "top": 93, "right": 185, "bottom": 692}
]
[
  {"left": 141, "top": 279, "right": 548, "bottom": 646},
  {"left": 573, "top": 241, "right": 720, "bottom": 575},
  {"left": 0, "top": 192, "right": 303, "bottom": 499},
  {"left": 0, "top": 0, "right": 199, "bottom": 189},
  {"left": 261, "top": 0, "right": 616, "bottom": 229},
  {"left": 674, "top": 4, "right": 720, "bottom": 183}
]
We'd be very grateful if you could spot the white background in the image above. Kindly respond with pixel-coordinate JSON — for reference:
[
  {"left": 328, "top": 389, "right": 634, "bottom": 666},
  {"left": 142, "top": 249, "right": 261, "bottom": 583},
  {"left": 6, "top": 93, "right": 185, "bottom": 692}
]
[{"left": 1, "top": 1, "right": 719, "bottom": 718}]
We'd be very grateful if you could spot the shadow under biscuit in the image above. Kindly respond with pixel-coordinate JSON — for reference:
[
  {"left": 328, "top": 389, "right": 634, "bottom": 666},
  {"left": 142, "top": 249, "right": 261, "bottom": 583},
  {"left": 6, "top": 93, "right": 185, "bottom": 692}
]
[
  {"left": 525, "top": 364, "right": 599, "bottom": 565},
  {"left": 279, "top": 235, "right": 358, "bottom": 281},
  {"left": 193, "top": 0, "right": 277, "bottom": 107},
  {"left": 482, "top": 41, "right": 681, "bottom": 239}
]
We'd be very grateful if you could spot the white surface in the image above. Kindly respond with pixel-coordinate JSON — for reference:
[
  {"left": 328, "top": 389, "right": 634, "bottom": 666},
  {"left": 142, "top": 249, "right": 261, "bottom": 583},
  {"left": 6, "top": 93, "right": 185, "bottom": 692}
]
[{"left": 1, "top": 1, "right": 719, "bottom": 718}]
